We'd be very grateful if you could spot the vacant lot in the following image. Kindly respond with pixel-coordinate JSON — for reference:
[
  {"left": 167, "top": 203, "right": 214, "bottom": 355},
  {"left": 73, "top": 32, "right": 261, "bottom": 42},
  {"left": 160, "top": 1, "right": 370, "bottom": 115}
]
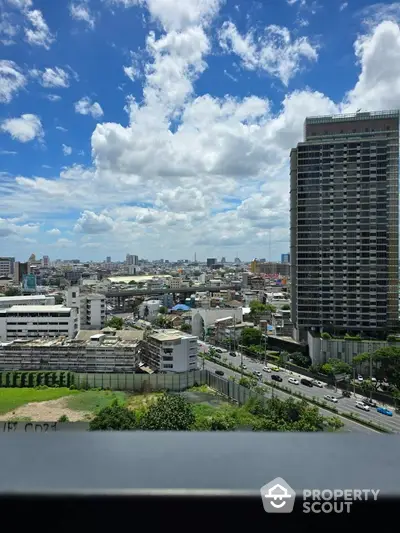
[
  {"left": 0, "top": 388, "right": 79, "bottom": 415},
  {"left": 66, "top": 391, "right": 126, "bottom": 412}
]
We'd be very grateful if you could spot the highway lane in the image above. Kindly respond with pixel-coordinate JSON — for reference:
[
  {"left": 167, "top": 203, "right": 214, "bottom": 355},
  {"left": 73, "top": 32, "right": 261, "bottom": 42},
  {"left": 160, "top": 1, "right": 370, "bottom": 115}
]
[
  {"left": 208, "top": 352, "right": 400, "bottom": 433},
  {"left": 202, "top": 359, "right": 379, "bottom": 434}
]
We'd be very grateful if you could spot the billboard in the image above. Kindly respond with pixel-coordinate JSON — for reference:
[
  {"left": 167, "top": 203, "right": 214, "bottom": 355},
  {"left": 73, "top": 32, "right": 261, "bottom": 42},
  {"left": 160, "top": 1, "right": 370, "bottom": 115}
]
[{"left": 23, "top": 273, "right": 36, "bottom": 293}]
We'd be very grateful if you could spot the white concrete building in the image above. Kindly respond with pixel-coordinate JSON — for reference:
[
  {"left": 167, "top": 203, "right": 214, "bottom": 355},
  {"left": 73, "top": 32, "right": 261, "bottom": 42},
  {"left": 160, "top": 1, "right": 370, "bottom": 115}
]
[
  {"left": 191, "top": 308, "right": 243, "bottom": 339},
  {"left": 143, "top": 329, "right": 198, "bottom": 372},
  {"left": 139, "top": 299, "right": 162, "bottom": 320},
  {"left": 0, "top": 295, "right": 55, "bottom": 309},
  {"left": 0, "top": 329, "right": 142, "bottom": 372},
  {"left": 0, "top": 257, "right": 14, "bottom": 277},
  {"left": 0, "top": 305, "right": 79, "bottom": 342},
  {"left": 65, "top": 287, "right": 106, "bottom": 329}
]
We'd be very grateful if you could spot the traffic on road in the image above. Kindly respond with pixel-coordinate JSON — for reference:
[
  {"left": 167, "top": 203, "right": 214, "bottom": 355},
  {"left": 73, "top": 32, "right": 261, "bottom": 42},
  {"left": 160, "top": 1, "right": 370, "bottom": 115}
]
[{"left": 199, "top": 343, "right": 400, "bottom": 433}]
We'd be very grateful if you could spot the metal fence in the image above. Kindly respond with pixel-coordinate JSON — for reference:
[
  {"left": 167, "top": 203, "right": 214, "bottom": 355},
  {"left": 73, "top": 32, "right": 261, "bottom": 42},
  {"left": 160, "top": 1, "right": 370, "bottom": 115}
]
[
  {"left": 206, "top": 372, "right": 268, "bottom": 406},
  {"left": 74, "top": 370, "right": 208, "bottom": 391}
]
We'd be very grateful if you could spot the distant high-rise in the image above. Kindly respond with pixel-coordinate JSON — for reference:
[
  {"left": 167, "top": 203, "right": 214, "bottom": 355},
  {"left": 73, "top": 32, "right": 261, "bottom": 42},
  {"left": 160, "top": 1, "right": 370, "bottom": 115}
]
[
  {"left": 290, "top": 110, "right": 399, "bottom": 342},
  {"left": 281, "top": 253, "right": 290, "bottom": 263},
  {"left": 0, "top": 257, "right": 14, "bottom": 278},
  {"left": 126, "top": 254, "right": 138, "bottom": 266},
  {"left": 207, "top": 258, "right": 217, "bottom": 267},
  {"left": 106, "top": 256, "right": 111, "bottom": 263}
]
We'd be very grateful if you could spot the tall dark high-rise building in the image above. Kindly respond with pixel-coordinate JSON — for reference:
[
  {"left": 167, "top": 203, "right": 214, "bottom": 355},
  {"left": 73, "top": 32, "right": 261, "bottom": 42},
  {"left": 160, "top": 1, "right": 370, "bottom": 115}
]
[{"left": 290, "top": 111, "right": 399, "bottom": 343}]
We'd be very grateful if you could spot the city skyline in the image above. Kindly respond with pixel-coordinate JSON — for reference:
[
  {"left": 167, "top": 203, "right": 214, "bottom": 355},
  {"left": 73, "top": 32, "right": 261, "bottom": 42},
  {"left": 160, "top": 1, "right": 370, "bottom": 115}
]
[{"left": 1, "top": 0, "right": 399, "bottom": 259}]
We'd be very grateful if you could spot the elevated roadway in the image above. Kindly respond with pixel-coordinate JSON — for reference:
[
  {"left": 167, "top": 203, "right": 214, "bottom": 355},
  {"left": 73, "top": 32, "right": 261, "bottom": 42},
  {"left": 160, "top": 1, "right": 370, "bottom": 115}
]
[{"left": 105, "top": 284, "right": 241, "bottom": 298}]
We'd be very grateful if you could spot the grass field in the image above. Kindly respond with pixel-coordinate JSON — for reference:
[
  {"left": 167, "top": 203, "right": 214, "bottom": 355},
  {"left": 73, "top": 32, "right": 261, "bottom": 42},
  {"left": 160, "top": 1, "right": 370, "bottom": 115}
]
[
  {"left": 66, "top": 391, "right": 127, "bottom": 412},
  {"left": 0, "top": 388, "right": 80, "bottom": 415}
]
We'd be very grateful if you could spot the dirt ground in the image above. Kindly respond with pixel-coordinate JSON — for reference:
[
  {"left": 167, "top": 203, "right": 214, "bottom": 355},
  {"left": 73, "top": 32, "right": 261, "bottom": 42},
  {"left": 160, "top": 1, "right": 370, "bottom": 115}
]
[{"left": 0, "top": 397, "right": 92, "bottom": 422}]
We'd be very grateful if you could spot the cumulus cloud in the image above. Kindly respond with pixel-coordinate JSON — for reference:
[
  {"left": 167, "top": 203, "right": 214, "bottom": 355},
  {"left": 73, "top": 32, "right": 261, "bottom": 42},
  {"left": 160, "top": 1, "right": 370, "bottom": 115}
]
[
  {"left": 62, "top": 144, "right": 72, "bottom": 156},
  {"left": 0, "top": 60, "right": 26, "bottom": 103},
  {"left": 1, "top": 114, "right": 43, "bottom": 143},
  {"left": 24, "top": 9, "right": 54, "bottom": 49},
  {"left": 74, "top": 96, "right": 104, "bottom": 119},
  {"left": 2, "top": 5, "right": 400, "bottom": 259},
  {"left": 45, "top": 94, "right": 62, "bottom": 102},
  {"left": 47, "top": 228, "right": 61, "bottom": 235},
  {"left": 219, "top": 21, "right": 318, "bottom": 85},
  {"left": 74, "top": 210, "right": 115, "bottom": 233},
  {"left": 69, "top": 1, "right": 95, "bottom": 29},
  {"left": 30, "top": 67, "right": 70, "bottom": 88}
]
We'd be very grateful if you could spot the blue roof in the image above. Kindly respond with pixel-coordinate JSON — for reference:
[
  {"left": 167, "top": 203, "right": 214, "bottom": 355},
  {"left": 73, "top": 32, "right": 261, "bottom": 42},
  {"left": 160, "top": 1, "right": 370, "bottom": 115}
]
[{"left": 172, "top": 304, "right": 191, "bottom": 311}]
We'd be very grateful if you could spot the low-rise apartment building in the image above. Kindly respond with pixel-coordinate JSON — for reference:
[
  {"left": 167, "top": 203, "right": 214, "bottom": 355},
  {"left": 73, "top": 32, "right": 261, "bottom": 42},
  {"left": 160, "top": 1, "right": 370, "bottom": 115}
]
[
  {"left": 0, "top": 295, "right": 55, "bottom": 309},
  {"left": 0, "top": 330, "right": 141, "bottom": 372},
  {"left": 0, "top": 305, "right": 79, "bottom": 342},
  {"left": 65, "top": 287, "right": 106, "bottom": 329},
  {"left": 142, "top": 329, "right": 198, "bottom": 372}
]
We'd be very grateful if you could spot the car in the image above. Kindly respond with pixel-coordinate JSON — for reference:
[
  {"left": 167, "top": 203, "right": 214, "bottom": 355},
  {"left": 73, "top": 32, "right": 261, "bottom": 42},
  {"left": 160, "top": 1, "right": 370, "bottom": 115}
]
[
  {"left": 363, "top": 398, "right": 377, "bottom": 408},
  {"left": 342, "top": 390, "right": 351, "bottom": 398},
  {"left": 215, "top": 348, "right": 223, "bottom": 354},
  {"left": 253, "top": 370, "right": 262, "bottom": 378},
  {"left": 312, "top": 380, "right": 324, "bottom": 388},
  {"left": 371, "top": 377, "right": 377, "bottom": 383},
  {"left": 241, "top": 364, "right": 247, "bottom": 370},
  {"left": 324, "top": 395, "right": 338, "bottom": 403},
  {"left": 357, "top": 375, "right": 363, "bottom": 382},
  {"left": 263, "top": 366, "right": 271, "bottom": 373},
  {"left": 271, "top": 374, "right": 283, "bottom": 382},
  {"left": 355, "top": 401, "right": 370, "bottom": 411},
  {"left": 271, "top": 367, "right": 280, "bottom": 372},
  {"left": 215, "top": 370, "right": 224, "bottom": 376},
  {"left": 300, "top": 378, "right": 313, "bottom": 387},
  {"left": 229, "top": 352, "right": 236, "bottom": 357},
  {"left": 288, "top": 377, "right": 299, "bottom": 385},
  {"left": 377, "top": 406, "right": 393, "bottom": 416}
]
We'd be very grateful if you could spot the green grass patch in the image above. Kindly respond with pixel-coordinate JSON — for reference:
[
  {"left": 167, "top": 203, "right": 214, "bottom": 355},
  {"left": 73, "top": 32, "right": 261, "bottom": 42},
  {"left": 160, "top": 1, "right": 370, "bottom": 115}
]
[
  {"left": 188, "top": 384, "right": 213, "bottom": 393},
  {"left": 67, "top": 391, "right": 127, "bottom": 413},
  {"left": 0, "top": 388, "right": 79, "bottom": 415}
]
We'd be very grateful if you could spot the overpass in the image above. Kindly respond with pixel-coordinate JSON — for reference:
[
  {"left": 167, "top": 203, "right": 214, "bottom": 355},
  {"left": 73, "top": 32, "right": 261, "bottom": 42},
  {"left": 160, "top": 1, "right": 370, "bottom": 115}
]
[{"left": 105, "top": 284, "right": 241, "bottom": 298}]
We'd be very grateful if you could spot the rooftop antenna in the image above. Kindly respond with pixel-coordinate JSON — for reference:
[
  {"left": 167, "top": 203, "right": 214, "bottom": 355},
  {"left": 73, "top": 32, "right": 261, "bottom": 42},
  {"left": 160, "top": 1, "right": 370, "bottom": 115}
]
[{"left": 356, "top": 108, "right": 361, "bottom": 113}]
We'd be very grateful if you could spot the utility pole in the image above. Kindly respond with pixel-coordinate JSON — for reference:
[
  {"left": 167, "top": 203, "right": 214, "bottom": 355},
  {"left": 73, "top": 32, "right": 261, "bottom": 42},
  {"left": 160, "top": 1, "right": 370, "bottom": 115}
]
[
  {"left": 353, "top": 366, "right": 356, "bottom": 398},
  {"left": 369, "top": 345, "right": 373, "bottom": 401}
]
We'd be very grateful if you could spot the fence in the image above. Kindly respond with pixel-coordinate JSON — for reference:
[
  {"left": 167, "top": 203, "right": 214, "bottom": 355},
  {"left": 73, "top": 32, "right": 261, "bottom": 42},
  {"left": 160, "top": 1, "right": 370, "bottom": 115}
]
[
  {"left": 74, "top": 370, "right": 208, "bottom": 391},
  {"left": 206, "top": 372, "right": 268, "bottom": 406}
]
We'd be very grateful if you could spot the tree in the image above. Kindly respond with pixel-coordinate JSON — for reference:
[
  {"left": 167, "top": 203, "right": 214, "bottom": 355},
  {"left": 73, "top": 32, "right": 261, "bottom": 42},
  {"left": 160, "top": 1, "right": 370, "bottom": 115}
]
[
  {"left": 281, "top": 304, "right": 291, "bottom": 311},
  {"left": 239, "top": 377, "right": 251, "bottom": 388},
  {"left": 5, "top": 287, "right": 21, "bottom": 296},
  {"left": 241, "top": 327, "right": 262, "bottom": 347},
  {"left": 105, "top": 316, "right": 124, "bottom": 330},
  {"left": 180, "top": 323, "right": 191, "bottom": 332},
  {"left": 139, "top": 394, "right": 195, "bottom": 430},
  {"left": 54, "top": 294, "right": 63, "bottom": 305},
  {"left": 159, "top": 306, "right": 168, "bottom": 314},
  {"left": 290, "top": 352, "right": 312, "bottom": 368},
  {"left": 320, "top": 358, "right": 352, "bottom": 377},
  {"left": 89, "top": 400, "right": 138, "bottom": 430},
  {"left": 248, "top": 397, "right": 342, "bottom": 432},
  {"left": 354, "top": 347, "right": 400, "bottom": 389},
  {"left": 129, "top": 280, "right": 137, "bottom": 285}
]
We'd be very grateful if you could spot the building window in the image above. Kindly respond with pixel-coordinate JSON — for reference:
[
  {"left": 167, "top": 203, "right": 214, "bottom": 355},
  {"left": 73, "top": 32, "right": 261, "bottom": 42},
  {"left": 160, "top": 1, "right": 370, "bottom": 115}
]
[{"left": 163, "top": 364, "right": 173, "bottom": 369}]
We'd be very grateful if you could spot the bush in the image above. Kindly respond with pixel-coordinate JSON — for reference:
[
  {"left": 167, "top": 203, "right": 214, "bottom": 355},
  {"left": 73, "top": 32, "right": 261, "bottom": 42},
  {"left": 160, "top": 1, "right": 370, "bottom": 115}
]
[
  {"left": 89, "top": 400, "right": 137, "bottom": 431},
  {"left": 321, "top": 332, "right": 331, "bottom": 340},
  {"left": 58, "top": 415, "right": 69, "bottom": 423}
]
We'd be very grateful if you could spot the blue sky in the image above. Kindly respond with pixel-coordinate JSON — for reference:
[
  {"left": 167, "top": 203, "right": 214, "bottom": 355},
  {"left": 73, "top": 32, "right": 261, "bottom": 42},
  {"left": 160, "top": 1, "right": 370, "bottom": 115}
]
[{"left": 0, "top": 0, "right": 399, "bottom": 261}]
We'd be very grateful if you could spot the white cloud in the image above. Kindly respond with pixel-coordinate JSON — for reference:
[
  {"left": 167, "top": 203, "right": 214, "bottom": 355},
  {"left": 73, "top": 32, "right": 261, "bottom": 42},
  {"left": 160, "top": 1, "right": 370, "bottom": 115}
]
[
  {"left": 0, "top": 216, "right": 39, "bottom": 238},
  {"left": 0, "top": 13, "right": 19, "bottom": 44},
  {"left": 74, "top": 210, "right": 115, "bottom": 234},
  {"left": 52, "top": 238, "right": 74, "bottom": 247},
  {"left": 45, "top": 94, "right": 62, "bottom": 102},
  {"left": 74, "top": 96, "right": 104, "bottom": 119},
  {"left": 7, "top": 0, "right": 33, "bottom": 9},
  {"left": 69, "top": 2, "right": 95, "bottom": 29},
  {"left": 111, "top": 0, "right": 222, "bottom": 31},
  {"left": 3, "top": 5, "right": 400, "bottom": 259},
  {"left": 0, "top": 60, "right": 26, "bottom": 103},
  {"left": 56, "top": 126, "right": 68, "bottom": 132},
  {"left": 219, "top": 22, "right": 318, "bottom": 86},
  {"left": 1, "top": 114, "right": 44, "bottom": 143},
  {"left": 340, "top": 2, "right": 348, "bottom": 11},
  {"left": 47, "top": 228, "right": 61, "bottom": 235},
  {"left": 62, "top": 144, "right": 72, "bottom": 156},
  {"left": 344, "top": 20, "right": 400, "bottom": 112},
  {"left": 123, "top": 65, "right": 137, "bottom": 81},
  {"left": 0, "top": 150, "right": 17, "bottom": 155},
  {"left": 24, "top": 9, "right": 54, "bottom": 49},
  {"left": 31, "top": 67, "right": 70, "bottom": 88}
]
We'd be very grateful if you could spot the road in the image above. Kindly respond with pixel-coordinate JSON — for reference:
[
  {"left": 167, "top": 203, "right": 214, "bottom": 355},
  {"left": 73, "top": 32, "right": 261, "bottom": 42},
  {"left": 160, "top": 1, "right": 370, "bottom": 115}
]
[{"left": 202, "top": 357, "right": 392, "bottom": 434}]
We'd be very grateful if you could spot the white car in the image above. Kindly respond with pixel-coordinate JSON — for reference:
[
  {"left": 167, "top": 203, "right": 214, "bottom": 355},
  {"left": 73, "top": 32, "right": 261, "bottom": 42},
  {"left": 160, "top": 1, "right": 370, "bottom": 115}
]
[
  {"left": 357, "top": 375, "right": 363, "bottom": 382},
  {"left": 253, "top": 370, "right": 262, "bottom": 378},
  {"left": 371, "top": 377, "right": 377, "bottom": 383},
  {"left": 355, "top": 401, "right": 370, "bottom": 411},
  {"left": 263, "top": 366, "right": 271, "bottom": 373},
  {"left": 241, "top": 364, "right": 247, "bottom": 370},
  {"left": 313, "top": 380, "right": 324, "bottom": 388},
  {"left": 288, "top": 377, "right": 299, "bottom": 385},
  {"left": 324, "top": 395, "right": 338, "bottom": 403}
]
